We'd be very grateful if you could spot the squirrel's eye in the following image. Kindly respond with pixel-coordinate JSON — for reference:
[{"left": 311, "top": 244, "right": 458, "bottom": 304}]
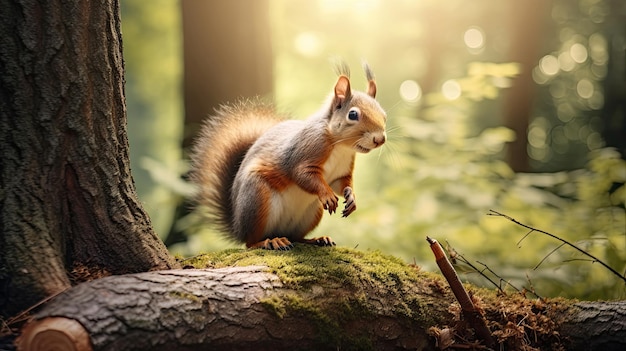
[{"left": 348, "top": 109, "right": 359, "bottom": 121}]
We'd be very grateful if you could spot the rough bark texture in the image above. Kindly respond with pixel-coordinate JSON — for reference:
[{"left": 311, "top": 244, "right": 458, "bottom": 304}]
[
  {"left": 18, "top": 266, "right": 443, "bottom": 351},
  {"left": 14, "top": 247, "right": 626, "bottom": 351},
  {"left": 560, "top": 301, "right": 626, "bottom": 351},
  {"left": 0, "top": 0, "right": 177, "bottom": 318}
]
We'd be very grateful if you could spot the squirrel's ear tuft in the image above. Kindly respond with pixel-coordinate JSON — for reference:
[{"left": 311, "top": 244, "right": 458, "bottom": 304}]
[
  {"left": 333, "top": 60, "right": 351, "bottom": 78},
  {"left": 363, "top": 62, "right": 377, "bottom": 98},
  {"left": 334, "top": 75, "right": 351, "bottom": 106}
]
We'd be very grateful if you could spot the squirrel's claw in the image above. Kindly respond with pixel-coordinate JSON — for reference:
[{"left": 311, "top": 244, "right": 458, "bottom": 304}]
[
  {"left": 342, "top": 187, "right": 357, "bottom": 217},
  {"left": 251, "top": 237, "right": 294, "bottom": 250},
  {"left": 301, "top": 236, "right": 336, "bottom": 247},
  {"left": 321, "top": 193, "right": 339, "bottom": 215}
]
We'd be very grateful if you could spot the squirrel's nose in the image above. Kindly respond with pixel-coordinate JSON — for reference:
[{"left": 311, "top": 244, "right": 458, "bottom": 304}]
[{"left": 373, "top": 134, "right": 386, "bottom": 147}]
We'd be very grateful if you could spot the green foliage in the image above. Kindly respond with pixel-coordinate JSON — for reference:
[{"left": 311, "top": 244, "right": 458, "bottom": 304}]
[
  {"left": 183, "top": 245, "right": 440, "bottom": 350},
  {"left": 120, "top": 0, "right": 624, "bottom": 300},
  {"left": 319, "top": 63, "right": 521, "bottom": 252},
  {"left": 121, "top": 0, "right": 184, "bottom": 238},
  {"left": 316, "top": 62, "right": 625, "bottom": 300}
]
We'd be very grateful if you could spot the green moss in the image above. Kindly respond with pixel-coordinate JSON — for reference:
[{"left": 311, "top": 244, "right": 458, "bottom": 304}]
[
  {"left": 182, "top": 244, "right": 426, "bottom": 290},
  {"left": 260, "top": 295, "right": 288, "bottom": 319},
  {"left": 182, "top": 245, "right": 578, "bottom": 349},
  {"left": 262, "top": 292, "right": 374, "bottom": 351},
  {"left": 182, "top": 245, "right": 437, "bottom": 349}
]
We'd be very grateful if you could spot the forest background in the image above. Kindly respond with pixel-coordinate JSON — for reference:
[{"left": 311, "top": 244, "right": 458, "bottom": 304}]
[{"left": 120, "top": 0, "right": 625, "bottom": 301}]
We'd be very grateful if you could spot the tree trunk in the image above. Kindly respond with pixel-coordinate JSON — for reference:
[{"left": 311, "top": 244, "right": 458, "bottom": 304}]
[
  {"left": 0, "top": 0, "right": 178, "bottom": 318},
  {"left": 600, "top": 0, "right": 626, "bottom": 159},
  {"left": 14, "top": 248, "right": 626, "bottom": 351},
  {"left": 501, "top": 0, "right": 550, "bottom": 172},
  {"left": 180, "top": 0, "right": 273, "bottom": 149},
  {"left": 163, "top": 0, "right": 273, "bottom": 247}
]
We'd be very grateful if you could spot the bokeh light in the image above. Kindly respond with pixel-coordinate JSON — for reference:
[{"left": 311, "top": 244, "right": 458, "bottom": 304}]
[
  {"left": 558, "top": 51, "right": 576, "bottom": 72},
  {"left": 399, "top": 80, "right": 422, "bottom": 103},
  {"left": 576, "top": 79, "right": 594, "bottom": 99},
  {"left": 464, "top": 26, "right": 485, "bottom": 53},
  {"left": 294, "top": 32, "right": 322, "bottom": 57},
  {"left": 570, "top": 43, "right": 588, "bottom": 63},
  {"left": 539, "top": 55, "right": 559, "bottom": 76},
  {"left": 441, "top": 79, "right": 461, "bottom": 100},
  {"left": 589, "top": 33, "right": 608, "bottom": 64}
]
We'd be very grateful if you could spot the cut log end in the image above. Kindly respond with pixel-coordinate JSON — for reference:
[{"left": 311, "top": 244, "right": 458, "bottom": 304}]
[{"left": 16, "top": 317, "right": 92, "bottom": 351}]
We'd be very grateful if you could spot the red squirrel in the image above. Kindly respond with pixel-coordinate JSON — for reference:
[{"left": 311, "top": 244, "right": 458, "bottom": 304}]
[{"left": 190, "top": 63, "right": 387, "bottom": 250}]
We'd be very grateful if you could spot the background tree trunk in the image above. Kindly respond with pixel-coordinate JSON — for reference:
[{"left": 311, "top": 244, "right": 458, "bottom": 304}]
[
  {"left": 0, "top": 0, "right": 178, "bottom": 319},
  {"left": 15, "top": 263, "right": 626, "bottom": 351},
  {"left": 180, "top": 0, "right": 273, "bottom": 149},
  {"left": 501, "top": 0, "right": 550, "bottom": 172},
  {"left": 600, "top": 0, "right": 626, "bottom": 159},
  {"left": 162, "top": 0, "right": 273, "bottom": 247}
]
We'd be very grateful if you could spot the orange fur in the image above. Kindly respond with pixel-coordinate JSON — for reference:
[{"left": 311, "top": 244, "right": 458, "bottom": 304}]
[
  {"left": 252, "top": 162, "right": 292, "bottom": 191},
  {"left": 244, "top": 185, "right": 271, "bottom": 248}
]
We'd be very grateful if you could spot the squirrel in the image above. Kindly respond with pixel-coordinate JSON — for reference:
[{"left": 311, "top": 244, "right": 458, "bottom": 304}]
[{"left": 190, "top": 63, "right": 387, "bottom": 250}]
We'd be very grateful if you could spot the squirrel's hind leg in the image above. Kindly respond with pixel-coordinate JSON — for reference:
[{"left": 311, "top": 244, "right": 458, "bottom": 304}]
[
  {"left": 297, "top": 236, "right": 336, "bottom": 247},
  {"left": 247, "top": 236, "right": 335, "bottom": 250},
  {"left": 248, "top": 237, "right": 294, "bottom": 250},
  {"left": 293, "top": 202, "right": 335, "bottom": 247}
]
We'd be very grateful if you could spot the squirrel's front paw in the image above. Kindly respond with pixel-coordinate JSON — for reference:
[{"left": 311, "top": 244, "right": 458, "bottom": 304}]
[
  {"left": 320, "top": 191, "right": 339, "bottom": 215},
  {"left": 342, "top": 186, "right": 356, "bottom": 217}
]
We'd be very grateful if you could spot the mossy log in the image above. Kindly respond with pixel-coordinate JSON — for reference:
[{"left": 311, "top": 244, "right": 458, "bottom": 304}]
[{"left": 15, "top": 246, "right": 626, "bottom": 351}]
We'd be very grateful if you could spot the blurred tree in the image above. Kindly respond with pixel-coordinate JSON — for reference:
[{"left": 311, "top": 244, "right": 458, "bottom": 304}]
[
  {"left": 502, "top": 0, "right": 550, "bottom": 172},
  {"left": 419, "top": 5, "right": 445, "bottom": 96},
  {"left": 171, "top": 0, "right": 273, "bottom": 250},
  {"left": 528, "top": 0, "right": 623, "bottom": 171},
  {"left": 181, "top": 0, "right": 273, "bottom": 148},
  {"left": 600, "top": 0, "right": 626, "bottom": 159}
]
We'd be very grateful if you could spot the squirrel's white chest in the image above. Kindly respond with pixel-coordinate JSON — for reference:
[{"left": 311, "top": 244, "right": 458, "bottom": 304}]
[
  {"left": 262, "top": 145, "right": 355, "bottom": 236},
  {"left": 323, "top": 145, "right": 354, "bottom": 180}
]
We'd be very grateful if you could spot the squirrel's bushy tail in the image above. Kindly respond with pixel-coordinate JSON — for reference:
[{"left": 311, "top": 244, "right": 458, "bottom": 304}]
[{"left": 189, "top": 99, "right": 282, "bottom": 236}]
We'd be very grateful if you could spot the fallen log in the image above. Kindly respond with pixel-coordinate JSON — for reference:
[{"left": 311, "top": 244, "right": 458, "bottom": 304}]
[{"left": 14, "top": 246, "right": 626, "bottom": 351}]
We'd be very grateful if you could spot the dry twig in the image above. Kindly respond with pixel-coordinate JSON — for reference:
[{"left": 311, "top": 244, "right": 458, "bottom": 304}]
[
  {"left": 487, "top": 209, "right": 626, "bottom": 284},
  {"left": 427, "top": 236, "right": 495, "bottom": 349}
]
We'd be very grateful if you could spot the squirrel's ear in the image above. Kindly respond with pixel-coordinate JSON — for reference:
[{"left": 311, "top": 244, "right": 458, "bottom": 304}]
[
  {"left": 367, "top": 80, "right": 377, "bottom": 98},
  {"left": 334, "top": 76, "right": 351, "bottom": 108},
  {"left": 363, "top": 62, "right": 377, "bottom": 98}
]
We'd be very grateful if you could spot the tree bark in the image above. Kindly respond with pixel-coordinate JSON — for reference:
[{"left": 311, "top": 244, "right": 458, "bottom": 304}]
[
  {"left": 560, "top": 301, "right": 626, "bottom": 350},
  {"left": 0, "top": 0, "right": 177, "bottom": 318},
  {"left": 15, "top": 264, "right": 626, "bottom": 351},
  {"left": 16, "top": 266, "right": 446, "bottom": 351}
]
